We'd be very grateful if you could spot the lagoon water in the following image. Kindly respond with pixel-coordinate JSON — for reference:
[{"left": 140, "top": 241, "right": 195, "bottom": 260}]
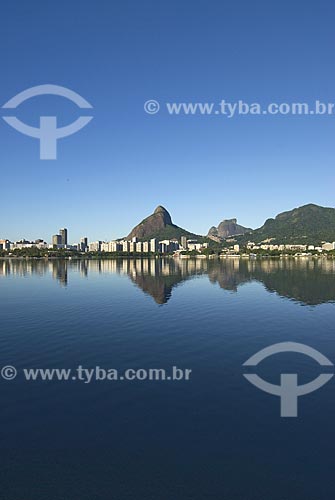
[{"left": 1, "top": 257, "right": 335, "bottom": 500}]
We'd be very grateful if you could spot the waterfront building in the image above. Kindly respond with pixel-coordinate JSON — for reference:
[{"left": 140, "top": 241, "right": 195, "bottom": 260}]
[
  {"left": 322, "top": 242, "right": 335, "bottom": 251},
  {"left": 52, "top": 234, "right": 62, "bottom": 246},
  {"left": 150, "top": 238, "right": 158, "bottom": 253},
  {"left": 0, "top": 239, "right": 10, "bottom": 250},
  {"left": 89, "top": 241, "right": 102, "bottom": 252},
  {"left": 109, "top": 241, "right": 122, "bottom": 252},
  {"left": 187, "top": 242, "right": 208, "bottom": 251},
  {"left": 181, "top": 236, "right": 188, "bottom": 250},
  {"left": 80, "top": 237, "right": 88, "bottom": 252},
  {"left": 122, "top": 241, "right": 130, "bottom": 252},
  {"left": 143, "top": 241, "right": 150, "bottom": 253},
  {"left": 59, "top": 228, "right": 68, "bottom": 246},
  {"left": 136, "top": 242, "right": 143, "bottom": 253}
]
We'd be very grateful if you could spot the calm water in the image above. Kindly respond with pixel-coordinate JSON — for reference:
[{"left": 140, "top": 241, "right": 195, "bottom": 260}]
[{"left": 1, "top": 257, "right": 335, "bottom": 500}]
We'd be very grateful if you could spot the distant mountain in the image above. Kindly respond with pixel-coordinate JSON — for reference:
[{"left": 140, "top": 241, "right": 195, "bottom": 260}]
[
  {"left": 125, "top": 203, "right": 335, "bottom": 245},
  {"left": 208, "top": 218, "right": 251, "bottom": 242},
  {"left": 239, "top": 204, "right": 335, "bottom": 244},
  {"left": 126, "top": 206, "right": 201, "bottom": 241}
]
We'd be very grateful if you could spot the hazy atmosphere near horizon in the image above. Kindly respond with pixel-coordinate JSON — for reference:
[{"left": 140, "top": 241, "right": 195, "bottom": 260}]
[
  {"left": 1, "top": 3, "right": 335, "bottom": 500},
  {"left": 1, "top": 0, "right": 335, "bottom": 242}
]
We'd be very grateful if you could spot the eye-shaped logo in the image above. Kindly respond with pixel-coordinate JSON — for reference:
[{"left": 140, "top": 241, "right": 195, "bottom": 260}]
[
  {"left": 243, "top": 342, "right": 334, "bottom": 417},
  {"left": 1, "top": 84, "right": 93, "bottom": 159}
]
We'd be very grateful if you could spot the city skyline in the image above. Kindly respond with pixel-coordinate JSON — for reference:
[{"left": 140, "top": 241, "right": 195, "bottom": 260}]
[{"left": 2, "top": 200, "right": 335, "bottom": 244}]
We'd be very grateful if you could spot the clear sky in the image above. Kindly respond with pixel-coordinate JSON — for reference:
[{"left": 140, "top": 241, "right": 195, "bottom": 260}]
[{"left": 1, "top": 0, "right": 335, "bottom": 243}]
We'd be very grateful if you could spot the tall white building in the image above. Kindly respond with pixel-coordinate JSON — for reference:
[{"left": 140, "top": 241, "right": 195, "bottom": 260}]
[
  {"left": 143, "top": 241, "right": 150, "bottom": 252},
  {"left": 89, "top": 241, "right": 102, "bottom": 252},
  {"left": 109, "top": 241, "right": 122, "bottom": 252},
  {"left": 122, "top": 241, "right": 130, "bottom": 252},
  {"left": 100, "top": 242, "right": 109, "bottom": 252},
  {"left": 150, "top": 238, "right": 158, "bottom": 252}
]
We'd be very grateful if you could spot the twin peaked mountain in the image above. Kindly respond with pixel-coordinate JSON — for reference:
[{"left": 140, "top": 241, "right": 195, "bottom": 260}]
[
  {"left": 125, "top": 204, "right": 335, "bottom": 244},
  {"left": 126, "top": 206, "right": 201, "bottom": 241}
]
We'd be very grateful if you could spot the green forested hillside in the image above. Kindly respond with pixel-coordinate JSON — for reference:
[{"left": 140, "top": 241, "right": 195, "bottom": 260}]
[{"left": 238, "top": 204, "right": 335, "bottom": 244}]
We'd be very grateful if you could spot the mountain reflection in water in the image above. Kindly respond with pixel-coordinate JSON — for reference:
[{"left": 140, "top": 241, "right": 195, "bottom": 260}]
[{"left": 1, "top": 257, "right": 335, "bottom": 306}]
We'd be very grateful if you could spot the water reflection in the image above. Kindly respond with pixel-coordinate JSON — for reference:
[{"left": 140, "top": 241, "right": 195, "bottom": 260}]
[{"left": 1, "top": 257, "right": 335, "bottom": 306}]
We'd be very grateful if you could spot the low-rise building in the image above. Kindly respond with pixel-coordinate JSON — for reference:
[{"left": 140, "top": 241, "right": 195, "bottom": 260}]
[
  {"left": 187, "top": 242, "right": 208, "bottom": 251},
  {"left": 11, "top": 239, "right": 48, "bottom": 250},
  {"left": 0, "top": 239, "right": 10, "bottom": 251},
  {"left": 322, "top": 242, "right": 335, "bottom": 251}
]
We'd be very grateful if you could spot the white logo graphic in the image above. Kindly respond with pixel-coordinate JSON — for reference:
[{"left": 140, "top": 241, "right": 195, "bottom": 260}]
[
  {"left": 2, "top": 84, "right": 93, "bottom": 159},
  {"left": 243, "top": 342, "right": 334, "bottom": 417}
]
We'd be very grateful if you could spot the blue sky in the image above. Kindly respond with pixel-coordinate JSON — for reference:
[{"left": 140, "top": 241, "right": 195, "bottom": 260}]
[{"left": 1, "top": 0, "right": 335, "bottom": 243}]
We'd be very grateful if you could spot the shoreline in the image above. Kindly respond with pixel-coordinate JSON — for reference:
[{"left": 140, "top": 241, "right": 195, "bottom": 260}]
[{"left": 1, "top": 254, "right": 334, "bottom": 261}]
